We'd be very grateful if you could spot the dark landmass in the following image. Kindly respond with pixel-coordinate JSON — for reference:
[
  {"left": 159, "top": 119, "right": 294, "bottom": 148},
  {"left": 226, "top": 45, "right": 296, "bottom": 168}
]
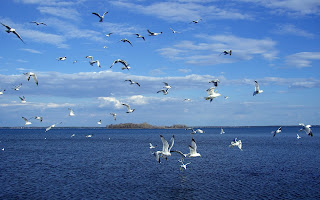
[{"left": 107, "top": 122, "right": 187, "bottom": 129}]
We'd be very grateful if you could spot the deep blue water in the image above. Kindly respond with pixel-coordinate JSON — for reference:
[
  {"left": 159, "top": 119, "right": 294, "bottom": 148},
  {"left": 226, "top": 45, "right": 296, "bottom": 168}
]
[{"left": 0, "top": 127, "right": 319, "bottom": 200}]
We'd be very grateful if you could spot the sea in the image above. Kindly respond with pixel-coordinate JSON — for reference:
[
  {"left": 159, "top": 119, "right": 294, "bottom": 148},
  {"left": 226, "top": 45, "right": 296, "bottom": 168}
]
[{"left": 0, "top": 126, "right": 319, "bottom": 200}]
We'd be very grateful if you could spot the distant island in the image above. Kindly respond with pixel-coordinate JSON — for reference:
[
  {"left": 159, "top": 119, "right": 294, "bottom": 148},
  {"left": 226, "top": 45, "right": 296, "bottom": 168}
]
[{"left": 106, "top": 122, "right": 187, "bottom": 129}]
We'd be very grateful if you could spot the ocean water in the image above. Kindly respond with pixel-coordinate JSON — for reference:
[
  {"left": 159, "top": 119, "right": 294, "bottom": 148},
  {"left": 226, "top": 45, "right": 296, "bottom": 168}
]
[{"left": 0, "top": 127, "right": 319, "bottom": 200}]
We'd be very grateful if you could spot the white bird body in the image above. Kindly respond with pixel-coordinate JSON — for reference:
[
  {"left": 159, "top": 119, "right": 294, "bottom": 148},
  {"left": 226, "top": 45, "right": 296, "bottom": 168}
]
[
  {"left": 179, "top": 160, "right": 191, "bottom": 170},
  {"left": 0, "top": 89, "right": 5, "bottom": 95},
  {"left": 110, "top": 113, "right": 117, "bottom": 120},
  {"left": 92, "top": 11, "right": 108, "bottom": 22},
  {"left": 24, "top": 72, "right": 38, "bottom": 85},
  {"left": 147, "top": 29, "right": 162, "bottom": 36},
  {"left": 153, "top": 135, "right": 184, "bottom": 163},
  {"left": 297, "top": 134, "right": 301, "bottom": 139},
  {"left": 110, "top": 59, "right": 130, "bottom": 70},
  {"left": 57, "top": 56, "right": 67, "bottom": 61},
  {"left": 163, "top": 82, "right": 171, "bottom": 89},
  {"left": 157, "top": 88, "right": 170, "bottom": 95},
  {"left": 186, "top": 128, "right": 196, "bottom": 134},
  {"left": 184, "top": 138, "right": 201, "bottom": 157},
  {"left": 22, "top": 117, "right": 32, "bottom": 125},
  {"left": 149, "top": 143, "right": 156, "bottom": 149},
  {"left": 19, "top": 96, "right": 26, "bottom": 103},
  {"left": 205, "top": 87, "right": 221, "bottom": 102},
  {"left": 13, "top": 83, "right": 22, "bottom": 91},
  {"left": 299, "top": 123, "right": 313, "bottom": 137},
  {"left": 196, "top": 129, "right": 204, "bottom": 134},
  {"left": 122, "top": 103, "right": 135, "bottom": 113},
  {"left": 135, "top": 33, "right": 145, "bottom": 40},
  {"left": 106, "top": 33, "right": 112, "bottom": 37},
  {"left": 71, "top": 134, "right": 75, "bottom": 137},
  {"left": 271, "top": 127, "right": 282, "bottom": 137},
  {"left": 97, "top": 120, "right": 102, "bottom": 125},
  {"left": 86, "top": 134, "right": 93, "bottom": 138},
  {"left": 229, "top": 138, "right": 242, "bottom": 151},
  {"left": 220, "top": 128, "right": 225, "bottom": 134},
  {"left": 86, "top": 56, "right": 101, "bottom": 68},
  {"left": 68, "top": 108, "right": 75, "bottom": 116},
  {"left": 253, "top": 80, "right": 263, "bottom": 96}
]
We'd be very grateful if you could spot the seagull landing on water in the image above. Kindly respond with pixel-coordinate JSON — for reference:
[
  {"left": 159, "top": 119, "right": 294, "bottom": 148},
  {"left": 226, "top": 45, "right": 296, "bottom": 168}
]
[
  {"left": 135, "top": 33, "right": 145, "bottom": 40},
  {"left": 157, "top": 88, "right": 170, "bottom": 95},
  {"left": 86, "top": 134, "right": 93, "bottom": 138},
  {"left": 0, "top": 89, "right": 6, "bottom": 95},
  {"left": 152, "top": 135, "right": 185, "bottom": 163},
  {"left": 220, "top": 50, "right": 232, "bottom": 56},
  {"left": 299, "top": 123, "right": 313, "bottom": 137},
  {"left": 1, "top": 23, "right": 25, "bottom": 43},
  {"left": 13, "top": 83, "right": 22, "bottom": 91},
  {"left": 205, "top": 87, "right": 221, "bottom": 102},
  {"left": 68, "top": 108, "right": 75, "bottom": 116},
  {"left": 23, "top": 72, "right": 38, "bottom": 86},
  {"left": 110, "top": 59, "right": 130, "bottom": 70},
  {"left": 45, "top": 122, "right": 62, "bottom": 132},
  {"left": 122, "top": 103, "right": 135, "bottom": 113},
  {"left": 19, "top": 96, "right": 26, "bottom": 103},
  {"left": 253, "top": 80, "right": 263, "bottom": 96},
  {"left": 209, "top": 79, "right": 220, "bottom": 87},
  {"left": 110, "top": 113, "right": 117, "bottom": 121},
  {"left": 125, "top": 80, "right": 140, "bottom": 87},
  {"left": 184, "top": 138, "right": 201, "bottom": 158},
  {"left": 34, "top": 116, "right": 43, "bottom": 122},
  {"left": 22, "top": 117, "right": 32, "bottom": 125},
  {"left": 92, "top": 11, "right": 108, "bottom": 22},
  {"left": 57, "top": 56, "right": 67, "bottom": 61},
  {"left": 85, "top": 56, "right": 101, "bottom": 68},
  {"left": 271, "top": 127, "right": 282, "bottom": 137},
  {"left": 30, "top": 21, "right": 47, "bottom": 26},
  {"left": 229, "top": 138, "right": 243, "bottom": 151},
  {"left": 120, "top": 38, "right": 133, "bottom": 47},
  {"left": 147, "top": 29, "right": 162, "bottom": 36},
  {"left": 149, "top": 143, "right": 157, "bottom": 149}
]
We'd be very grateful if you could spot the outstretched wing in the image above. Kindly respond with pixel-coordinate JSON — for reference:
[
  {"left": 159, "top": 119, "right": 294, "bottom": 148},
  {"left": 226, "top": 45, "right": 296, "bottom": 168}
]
[
  {"left": 160, "top": 135, "right": 169, "bottom": 152},
  {"left": 92, "top": 12, "right": 101, "bottom": 18},
  {"left": 254, "top": 80, "right": 260, "bottom": 92}
]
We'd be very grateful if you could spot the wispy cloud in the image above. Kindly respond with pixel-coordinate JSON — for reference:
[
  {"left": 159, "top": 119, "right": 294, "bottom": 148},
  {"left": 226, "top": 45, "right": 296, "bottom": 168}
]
[
  {"left": 37, "top": 6, "right": 80, "bottom": 20},
  {"left": 285, "top": 52, "right": 320, "bottom": 68},
  {"left": 273, "top": 24, "right": 315, "bottom": 38},
  {"left": 20, "top": 48, "right": 43, "bottom": 54}
]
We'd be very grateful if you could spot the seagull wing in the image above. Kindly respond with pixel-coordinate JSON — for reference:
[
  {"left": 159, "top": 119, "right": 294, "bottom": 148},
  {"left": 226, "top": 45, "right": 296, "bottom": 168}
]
[
  {"left": 92, "top": 12, "right": 102, "bottom": 18},
  {"left": 169, "top": 135, "right": 175, "bottom": 151},
  {"left": 254, "top": 80, "right": 260, "bottom": 92},
  {"left": 160, "top": 135, "right": 169, "bottom": 152},
  {"left": 22, "top": 117, "right": 28, "bottom": 123},
  {"left": 190, "top": 138, "right": 197, "bottom": 152},
  {"left": 31, "top": 74, "right": 38, "bottom": 85},
  {"left": 102, "top": 11, "right": 108, "bottom": 16},
  {"left": 13, "top": 31, "right": 24, "bottom": 43},
  {"left": 122, "top": 103, "right": 130, "bottom": 110},
  {"left": 170, "top": 150, "right": 185, "bottom": 157},
  {"left": 1, "top": 23, "right": 11, "bottom": 30}
]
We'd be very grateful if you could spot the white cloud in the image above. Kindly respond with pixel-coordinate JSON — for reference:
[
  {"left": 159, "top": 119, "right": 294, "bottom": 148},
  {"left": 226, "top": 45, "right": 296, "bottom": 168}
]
[
  {"left": 98, "top": 97, "right": 123, "bottom": 109},
  {"left": 273, "top": 24, "right": 314, "bottom": 38},
  {"left": 37, "top": 6, "right": 80, "bottom": 20},
  {"left": 127, "top": 95, "right": 148, "bottom": 105},
  {"left": 285, "top": 52, "right": 320, "bottom": 68},
  {"left": 178, "top": 68, "right": 192, "bottom": 73},
  {"left": 20, "top": 48, "right": 43, "bottom": 54}
]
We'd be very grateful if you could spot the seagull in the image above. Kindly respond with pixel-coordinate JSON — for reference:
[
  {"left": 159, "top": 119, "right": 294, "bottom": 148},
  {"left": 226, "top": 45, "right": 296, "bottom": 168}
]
[
  {"left": 297, "top": 134, "right": 301, "bottom": 139},
  {"left": 205, "top": 87, "right": 221, "bottom": 102},
  {"left": 86, "top": 134, "right": 93, "bottom": 138},
  {"left": 190, "top": 19, "right": 202, "bottom": 24},
  {"left": 184, "top": 138, "right": 201, "bottom": 157},
  {"left": 220, "top": 50, "right": 232, "bottom": 56},
  {"left": 157, "top": 88, "right": 170, "bottom": 95},
  {"left": 97, "top": 120, "right": 102, "bottom": 125},
  {"left": 271, "top": 127, "right": 282, "bottom": 137},
  {"left": 125, "top": 79, "right": 140, "bottom": 87},
  {"left": 196, "top": 129, "right": 205, "bottom": 134},
  {"left": 23, "top": 72, "right": 38, "bottom": 86},
  {"left": 30, "top": 21, "right": 47, "bottom": 26},
  {"left": 1, "top": 23, "right": 24, "bottom": 43},
  {"left": 163, "top": 82, "right": 171, "bottom": 89},
  {"left": 85, "top": 56, "right": 101, "bottom": 68},
  {"left": 1, "top": 148, "right": 4, "bottom": 151},
  {"left": 73, "top": 60, "right": 78, "bottom": 64},
  {"left": 103, "top": 46, "right": 108, "bottom": 49},
  {"left": 184, "top": 98, "right": 191, "bottom": 102},
  {"left": 19, "top": 96, "right": 26, "bottom": 103},
  {"left": 209, "top": 79, "right": 220, "bottom": 87},
  {"left": 299, "top": 123, "right": 313, "bottom": 137},
  {"left": 105, "top": 33, "right": 113, "bottom": 37},
  {"left": 229, "top": 138, "right": 243, "bottom": 151},
  {"left": 147, "top": 29, "right": 162, "bottom": 36},
  {"left": 110, "top": 59, "right": 130, "bottom": 70},
  {"left": 186, "top": 127, "right": 196, "bottom": 134},
  {"left": 220, "top": 128, "right": 225, "bottom": 134},
  {"left": 22, "top": 117, "right": 32, "bottom": 125},
  {"left": 34, "top": 116, "right": 43, "bottom": 122},
  {"left": 170, "top": 28, "right": 180, "bottom": 34},
  {"left": 253, "top": 80, "right": 263, "bottom": 96},
  {"left": 0, "top": 89, "right": 6, "bottom": 95},
  {"left": 71, "top": 134, "right": 75, "bottom": 137},
  {"left": 153, "top": 135, "right": 185, "bottom": 163},
  {"left": 68, "top": 108, "right": 75, "bottom": 116},
  {"left": 224, "top": 96, "right": 229, "bottom": 99},
  {"left": 120, "top": 38, "right": 133, "bottom": 47},
  {"left": 135, "top": 33, "right": 145, "bottom": 40},
  {"left": 57, "top": 56, "right": 67, "bottom": 61},
  {"left": 110, "top": 113, "right": 117, "bottom": 121},
  {"left": 92, "top": 11, "right": 108, "bottom": 22},
  {"left": 179, "top": 160, "right": 191, "bottom": 170},
  {"left": 149, "top": 143, "right": 157, "bottom": 149},
  {"left": 12, "top": 83, "right": 22, "bottom": 91},
  {"left": 122, "top": 103, "right": 135, "bottom": 113},
  {"left": 45, "top": 122, "right": 62, "bottom": 132}
]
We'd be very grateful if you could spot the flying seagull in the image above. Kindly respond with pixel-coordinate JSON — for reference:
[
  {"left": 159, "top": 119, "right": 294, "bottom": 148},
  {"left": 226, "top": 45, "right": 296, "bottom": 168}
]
[
  {"left": 178, "top": 159, "right": 191, "bottom": 170},
  {"left": 0, "top": 89, "right": 6, "bottom": 95},
  {"left": 120, "top": 38, "right": 133, "bottom": 47},
  {"left": 163, "top": 82, "right": 171, "bottom": 89},
  {"left": 297, "top": 134, "right": 301, "bottom": 139},
  {"left": 92, "top": 11, "right": 108, "bottom": 22},
  {"left": 169, "top": 28, "right": 180, "bottom": 34},
  {"left": 85, "top": 56, "right": 101, "bottom": 68},
  {"left": 299, "top": 123, "right": 313, "bottom": 137},
  {"left": 97, "top": 120, "right": 102, "bottom": 125},
  {"left": 253, "top": 80, "right": 263, "bottom": 96},
  {"left": 68, "top": 108, "right": 75, "bottom": 116},
  {"left": 110, "top": 113, "right": 117, "bottom": 121},
  {"left": 147, "top": 29, "right": 162, "bottom": 36},
  {"left": 12, "top": 83, "right": 22, "bottom": 91},
  {"left": 22, "top": 117, "right": 32, "bottom": 125},
  {"left": 125, "top": 79, "right": 140, "bottom": 87},
  {"left": 135, "top": 33, "right": 145, "bottom": 40},
  {"left": 34, "top": 116, "right": 43, "bottom": 122},
  {"left": 19, "top": 96, "right": 26, "bottom": 103},
  {"left": 184, "top": 138, "right": 201, "bottom": 157},
  {"left": 45, "top": 122, "right": 62, "bottom": 132},
  {"left": 153, "top": 135, "right": 185, "bottom": 163},
  {"left": 106, "top": 33, "right": 113, "bottom": 37},
  {"left": 196, "top": 129, "right": 205, "bottom": 134},
  {"left": 229, "top": 138, "right": 243, "bottom": 151},
  {"left": 157, "top": 88, "right": 170, "bottom": 95},
  {"left": 149, "top": 143, "right": 157, "bottom": 149},
  {"left": 220, "top": 128, "right": 225, "bottom": 134},
  {"left": 184, "top": 98, "right": 191, "bottom": 102},
  {"left": 185, "top": 127, "right": 196, "bottom": 134},
  {"left": 271, "top": 127, "right": 282, "bottom": 137},
  {"left": 220, "top": 50, "right": 232, "bottom": 56},
  {"left": 110, "top": 59, "right": 130, "bottom": 70},
  {"left": 209, "top": 79, "right": 220, "bottom": 87},
  {"left": 190, "top": 19, "right": 202, "bottom": 24},
  {"left": 122, "top": 103, "right": 135, "bottom": 113},
  {"left": 57, "top": 56, "right": 67, "bottom": 61},
  {"left": 1, "top": 23, "right": 24, "bottom": 43},
  {"left": 205, "top": 87, "right": 221, "bottom": 102},
  {"left": 30, "top": 21, "right": 47, "bottom": 26},
  {"left": 23, "top": 72, "right": 38, "bottom": 86}
]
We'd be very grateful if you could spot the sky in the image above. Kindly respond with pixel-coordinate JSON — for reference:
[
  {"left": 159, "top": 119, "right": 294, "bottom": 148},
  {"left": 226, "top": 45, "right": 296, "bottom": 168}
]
[{"left": 0, "top": 0, "right": 319, "bottom": 127}]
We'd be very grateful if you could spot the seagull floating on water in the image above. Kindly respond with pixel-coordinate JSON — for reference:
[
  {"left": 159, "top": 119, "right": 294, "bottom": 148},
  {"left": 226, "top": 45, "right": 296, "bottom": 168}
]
[
  {"left": 19, "top": 96, "right": 26, "bottom": 103},
  {"left": 22, "top": 117, "right": 32, "bottom": 125},
  {"left": 125, "top": 79, "right": 140, "bottom": 87},
  {"left": 45, "top": 122, "right": 62, "bottom": 132},
  {"left": 23, "top": 72, "right": 38, "bottom": 86},
  {"left": 253, "top": 80, "right": 263, "bottom": 96},
  {"left": 220, "top": 50, "right": 232, "bottom": 56},
  {"left": 271, "top": 127, "right": 282, "bottom": 137},
  {"left": 149, "top": 143, "right": 157, "bottom": 149},
  {"left": 135, "top": 33, "right": 145, "bottom": 40},
  {"left": 92, "top": 11, "right": 108, "bottom": 22},
  {"left": 122, "top": 103, "right": 135, "bottom": 113},
  {"left": 1, "top": 23, "right": 24, "bottom": 43},
  {"left": 147, "top": 29, "right": 162, "bottom": 36},
  {"left": 153, "top": 135, "right": 185, "bottom": 163},
  {"left": 57, "top": 56, "right": 67, "bottom": 61},
  {"left": 34, "top": 116, "right": 43, "bottom": 122},
  {"left": 209, "top": 79, "right": 220, "bottom": 87},
  {"left": 184, "top": 138, "right": 201, "bottom": 157},
  {"left": 30, "top": 21, "right": 47, "bottom": 26},
  {"left": 110, "top": 59, "right": 130, "bottom": 70},
  {"left": 299, "top": 123, "right": 313, "bottom": 137},
  {"left": 120, "top": 38, "right": 133, "bottom": 47},
  {"left": 110, "top": 113, "right": 117, "bottom": 121},
  {"left": 68, "top": 108, "right": 75, "bottom": 116},
  {"left": 205, "top": 87, "right": 221, "bottom": 102},
  {"left": 86, "top": 134, "right": 93, "bottom": 138},
  {"left": 229, "top": 138, "right": 243, "bottom": 151}
]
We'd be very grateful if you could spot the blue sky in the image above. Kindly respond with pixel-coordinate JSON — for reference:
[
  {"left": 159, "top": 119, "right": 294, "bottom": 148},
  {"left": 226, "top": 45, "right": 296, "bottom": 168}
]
[{"left": 0, "top": 0, "right": 319, "bottom": 127}]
